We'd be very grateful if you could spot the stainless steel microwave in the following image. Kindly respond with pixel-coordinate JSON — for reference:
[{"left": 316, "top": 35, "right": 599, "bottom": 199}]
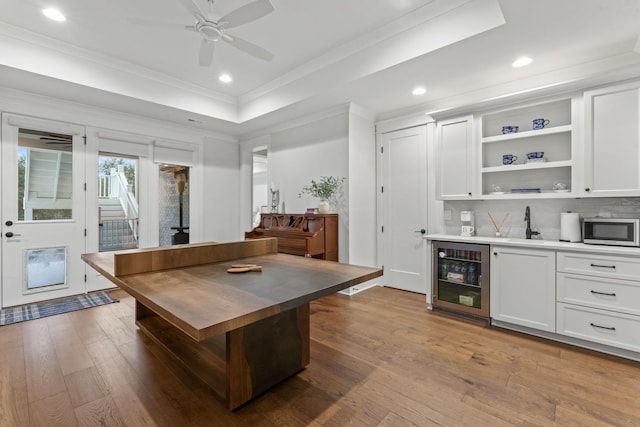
[{"left": 583, "top": 218, "right": 640, "bottom": 247}]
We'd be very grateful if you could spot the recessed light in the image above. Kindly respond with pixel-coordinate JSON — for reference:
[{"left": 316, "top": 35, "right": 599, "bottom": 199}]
[
  {"left": 42, "top": 8, "right": 66, "bottom": 22},
  {"left": 219, "top": 74, "right": 232, "bottom": 83},
  {"left": 512, "top": 56, "right": 532, "bottom": 68},
  {"left": 412, "top": 86, "right": 427, "bottom": 96}
]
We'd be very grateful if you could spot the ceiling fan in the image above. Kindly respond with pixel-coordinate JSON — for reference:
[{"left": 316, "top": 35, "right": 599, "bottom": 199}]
[{"left": 179, "top": 0, "right": 275, "bottom": 66}]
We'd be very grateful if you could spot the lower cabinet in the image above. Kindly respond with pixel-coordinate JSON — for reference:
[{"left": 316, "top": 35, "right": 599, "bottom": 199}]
[
  {"left": 556, "top": 251, "right": 640, "bottom": 353},
  {"left": 557, "top": 303, "right": 640, "bottom": 353},
  {"left": 490, "top": 246, "right": 556, "bottom": 332},
  {"left": 435, "top": 240, "right": 640, "bottom": 360}
]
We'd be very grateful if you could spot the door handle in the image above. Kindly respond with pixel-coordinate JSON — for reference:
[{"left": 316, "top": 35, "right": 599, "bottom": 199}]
[
  {"left": 5, "top": 232, "right": 21, "bottom": 238},
  {"left": 414, "top": 229, "right": 426, "bottom": 234}
]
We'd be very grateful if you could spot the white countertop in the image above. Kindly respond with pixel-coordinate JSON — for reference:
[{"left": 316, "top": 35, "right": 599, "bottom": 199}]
[{"left": 426, "top": 234, "right": 640, "bottom": 257}]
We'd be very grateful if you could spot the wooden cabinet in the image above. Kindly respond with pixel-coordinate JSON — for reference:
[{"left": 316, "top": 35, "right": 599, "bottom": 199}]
[
  {"left": 490, "top": 246, "right": 556, "bottom": 332},
  {"left": 557, "top": 251, "right": 640, "bottom": 352},
  {"left": 245, "top": 213, "right": 339, "bottom": 261},
  {"left": 479, "top": 98, "right": 576, "bottom": 199},
  {"left": 436, "top": 115, "right": 474, "bottom": 199},
  {"left": 584, "top": 81, "right": 640, "bottom": 196}
]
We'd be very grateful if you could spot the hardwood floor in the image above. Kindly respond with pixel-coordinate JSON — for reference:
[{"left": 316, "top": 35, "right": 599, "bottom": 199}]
[{"left": 1, "top": 285, "right": 639, "bottom": 426}]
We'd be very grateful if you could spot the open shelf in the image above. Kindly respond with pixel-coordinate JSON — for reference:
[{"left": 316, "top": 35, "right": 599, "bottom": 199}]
[
  {"left": 482, "top": 160, "right": 572, "bottom": 173},
  {"left": 479, "top": 97, "right": 574, "bottom": 198},
  {"left": 482, "top": 124, "right": 572, "bottom": 144},
  {"left": 480, "top": 190, "right": 575, "bottom": 199}
]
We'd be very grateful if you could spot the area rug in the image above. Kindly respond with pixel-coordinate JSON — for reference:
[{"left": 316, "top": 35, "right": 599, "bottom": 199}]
[{"left": 0, "top": 291, "right": 118, "bottom": 326}]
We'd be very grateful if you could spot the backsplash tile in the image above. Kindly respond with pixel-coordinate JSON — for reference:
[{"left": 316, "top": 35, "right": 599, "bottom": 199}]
[{"left": 443, "top": 198, "right": 640, "bottom": 241}]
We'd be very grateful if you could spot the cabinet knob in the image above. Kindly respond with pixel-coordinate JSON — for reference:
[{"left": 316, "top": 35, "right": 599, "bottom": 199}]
[
  {"left": 585, "top": 188, "right": 591, "bottom": 192},
  {"left": 493, "top": 252, "right": 498, "bottom": 256},
  {"left": 468, "top": 192, "right": 472, "bottom": 196}
]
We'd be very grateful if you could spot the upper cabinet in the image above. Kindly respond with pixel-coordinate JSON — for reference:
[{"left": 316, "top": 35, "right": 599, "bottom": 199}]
[
  {"left": 479, "top": 98, "right": 576, "bottom": 199},
  {"left": 433, "top": 79, "right": 640, "bottom": 200},
  {"left": 436, "top": 115, "right": 474, "bottom": 200},
  {"left": 584, "top": 81, "right": 640, "bottom": 197}
]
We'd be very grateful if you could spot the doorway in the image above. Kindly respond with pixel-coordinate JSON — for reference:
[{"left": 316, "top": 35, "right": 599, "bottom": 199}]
[
  {"left": 159, "top": 164, "right": 190, "bottom": 246},
  {"left": 98, "top": 153, "right": 139, "bottom": 252},
  {"left": 252, "top": 148, "right": 269, "bottom": 227},
  {"left": 1, "top": 114, "right": 86, "bottom": 308}
]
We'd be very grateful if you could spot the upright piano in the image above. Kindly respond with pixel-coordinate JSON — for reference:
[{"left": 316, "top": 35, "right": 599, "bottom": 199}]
[{"left": 245, "top": 213, "right": 338, "bottom": 261}]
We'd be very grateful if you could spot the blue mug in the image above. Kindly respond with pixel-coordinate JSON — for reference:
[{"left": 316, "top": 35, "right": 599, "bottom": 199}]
[
  {"left": 526, "top": 151, "right": 544, "bottom": 159},
  {"left": 502, "top": 125, "right": 519, "bottom": 134},
  {"left": 532, "top": 118, "right": 550, "bottom": 130},
  {"left": 503, "top": 154, "right": 518, "bottom": 165}
]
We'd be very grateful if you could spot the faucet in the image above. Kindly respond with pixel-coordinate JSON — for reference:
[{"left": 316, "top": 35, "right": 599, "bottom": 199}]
[{"left": 524, "top": 206, "right": 540, "bottom": 239}]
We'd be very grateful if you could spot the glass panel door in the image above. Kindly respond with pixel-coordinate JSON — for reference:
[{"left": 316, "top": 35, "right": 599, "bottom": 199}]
[
  {"left": 432, "top": 241, "right": 490, "bottom": 319},
  {"left": 1, "top": 115, "right": 86, "bottom": 308},
  {"left": 98, "top": 154, "right": 139, "bottom": 251}
]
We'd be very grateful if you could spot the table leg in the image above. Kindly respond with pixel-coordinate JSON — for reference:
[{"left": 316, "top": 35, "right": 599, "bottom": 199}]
[
  {"left": 135, "top": 300, "right": 310, "bottom": 410},
  {"left": 226, "top": 303, "right": 310, "bottom": 410}
]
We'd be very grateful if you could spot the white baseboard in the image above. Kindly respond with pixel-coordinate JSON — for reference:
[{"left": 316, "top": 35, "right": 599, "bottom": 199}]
[{"left": 338, "top": 283, "right": 379, "bottom": 296}]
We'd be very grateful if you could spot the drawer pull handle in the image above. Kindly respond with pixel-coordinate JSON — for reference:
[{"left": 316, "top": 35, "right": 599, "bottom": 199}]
[
  {"left": 590, "top": 263, "right": 616, "bottom": 269},
  {"left": 590, "top": 290, "right": 617, "bottom": 297},
  {"left": 590, "top": 322, "right": 616, "bottom": 331}
]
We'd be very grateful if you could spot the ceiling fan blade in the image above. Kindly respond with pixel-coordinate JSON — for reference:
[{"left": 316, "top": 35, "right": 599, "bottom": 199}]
[
  {"left": 221, "top": 0, "right": 274, "bottom": 29},
  {"left": 199, "top": 39, "right": 215, "bottom": 66},
  {"left": 178, "top": 0, "right": 207, "bottom": 21},
  {"left": 224, "top": 34, "right": 273, "bottom": 61}
]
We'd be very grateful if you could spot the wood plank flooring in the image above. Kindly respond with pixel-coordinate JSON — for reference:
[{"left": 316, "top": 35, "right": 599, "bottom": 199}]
[{"left": 1, "top": 285, "right": 639, "bottom": 426}]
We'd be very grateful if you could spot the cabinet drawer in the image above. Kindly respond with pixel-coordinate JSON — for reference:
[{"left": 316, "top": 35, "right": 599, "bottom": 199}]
[
  {"left": 557, "top": 252, "right": 640, "bottom": 281},
  {"left": 557, "top": 273, "right": 640, "bottom": 315},
  {"left": 557, "top": 303, "right": 640, "bottom": 353}
]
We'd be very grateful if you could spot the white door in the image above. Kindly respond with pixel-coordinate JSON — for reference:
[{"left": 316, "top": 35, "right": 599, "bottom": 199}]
[
  {"left": 1, "top": 114, "right": 86, "bottom": 308},
  {"left": 379, "top": 125, "right": 428, "bottom": 294}
]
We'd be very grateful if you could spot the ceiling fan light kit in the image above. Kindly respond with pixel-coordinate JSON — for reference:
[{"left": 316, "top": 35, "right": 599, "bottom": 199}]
[{"left": 179, "top": 0, "right": 275, "bottom": 66}]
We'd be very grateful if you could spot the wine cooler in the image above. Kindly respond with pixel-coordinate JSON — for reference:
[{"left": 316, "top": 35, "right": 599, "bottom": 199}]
[{"left": 432, "top": 241, "right": 490, "bottom": 319}]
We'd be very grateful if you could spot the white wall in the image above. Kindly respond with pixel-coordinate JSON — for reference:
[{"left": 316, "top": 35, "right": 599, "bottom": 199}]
[
  {"left": 269, "top": 114, "right": 348, "bottom": 212},
  {"left": 201, "top": 136, "right": 242, "bottom": 242},
  {"left": 269, "top": 112, "right": 350, "bottom": 261},
  {"left": 239, "top": 105, "right": 382, "bottom": 268},
  {"left": 348, "top": 106, "right": 376, "bottom": 268}
]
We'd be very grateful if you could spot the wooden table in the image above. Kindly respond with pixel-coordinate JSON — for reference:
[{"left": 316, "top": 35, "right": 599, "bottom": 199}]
[{"left": 82, "top": 238, "right": 382, "bottom": 410}]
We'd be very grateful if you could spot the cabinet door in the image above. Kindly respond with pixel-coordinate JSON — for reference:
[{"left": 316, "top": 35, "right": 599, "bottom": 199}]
[
  {"left": 436, "top": 115, "right": 473, "bottom": 199},
  {"left": 490, "top": 246, "right": 556, "bottom": 332},
  {"left": 584, "top": 82, "right": 640, "bottom": 196}
]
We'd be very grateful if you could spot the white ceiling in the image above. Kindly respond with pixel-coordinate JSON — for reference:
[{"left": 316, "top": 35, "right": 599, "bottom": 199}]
[{"left": 1, "top": 0, "right": 639, "bottom": 137}]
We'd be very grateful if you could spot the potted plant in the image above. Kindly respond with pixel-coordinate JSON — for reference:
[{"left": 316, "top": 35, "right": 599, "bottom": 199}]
[{"left": 298, "top": 176, "right": 344, "bottom": 213}]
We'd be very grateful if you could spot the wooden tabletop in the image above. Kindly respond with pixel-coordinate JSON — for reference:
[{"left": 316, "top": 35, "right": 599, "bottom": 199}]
[{"left": 83, "top": 246, "right": 382, "bottom": 342}]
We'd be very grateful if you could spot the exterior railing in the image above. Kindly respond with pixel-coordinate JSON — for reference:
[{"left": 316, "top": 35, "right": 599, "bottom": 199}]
[{"left": 98, "top": 165, "right": 139, "bottom": 241}]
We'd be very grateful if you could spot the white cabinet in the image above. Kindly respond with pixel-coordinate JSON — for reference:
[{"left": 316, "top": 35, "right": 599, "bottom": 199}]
[
  {"left": 557, "top": 252, "right": 640, "bottom": 352},
  {"left": 436, "top": 115, "right": 474, "bottom": 200},
  {"left": 479, "top": 98, "right": 576, "bottom": 199},
  {"left": 584, "top": 81, "right": 640, "bottom": 196},
  {"left": 490, "top": 246, "right": 556, "bottom": 332}
]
